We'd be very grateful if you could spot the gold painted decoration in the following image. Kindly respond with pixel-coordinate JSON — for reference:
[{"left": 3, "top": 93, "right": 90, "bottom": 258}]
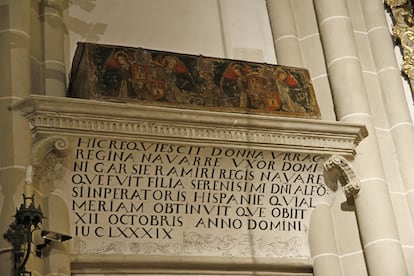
[{"left": 385, "top": 0, "right": 414, "bottom": 79}]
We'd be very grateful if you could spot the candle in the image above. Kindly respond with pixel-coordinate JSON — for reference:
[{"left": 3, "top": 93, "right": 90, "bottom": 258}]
[
  {"left": 24, "top": 165, "right": 33, "bottom": 207},
  {"left": 24, "top": 182, "right": 33, "bottom": 198},
  {"left": 25, "top": 165, "right": 32, "bottom": 184}
]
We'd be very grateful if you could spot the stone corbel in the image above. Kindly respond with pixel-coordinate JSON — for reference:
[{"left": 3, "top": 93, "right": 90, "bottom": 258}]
[{"left": 323, "top": 155, "right": 360, "bottom": 205}]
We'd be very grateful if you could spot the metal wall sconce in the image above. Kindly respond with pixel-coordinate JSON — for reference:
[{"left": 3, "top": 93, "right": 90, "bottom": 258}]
[
  {"left": 35, "top": 230, "right": 72, "bottom": 257},
  {"left": 3, "top": 166, "right": 72, "bottom": 276},
  {"left": 3, "top": 194, "right": 43, "bottom": 276}
]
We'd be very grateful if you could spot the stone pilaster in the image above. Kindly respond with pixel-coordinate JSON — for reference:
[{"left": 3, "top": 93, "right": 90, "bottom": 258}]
[
  {"left": 0, "top": 1, "right": 33, "bottom": 275},
  {"left": 32, "top": 136, "right": 71, "bottom": 276},
  {"left": 31, "top": 0, "right": 45, "bottom": 94},
  {"left": 308, "top": 203, "right": 342, "bottom": 276},
  {"left": 41, "top": 0, "right": 67, "bottom": 96}
]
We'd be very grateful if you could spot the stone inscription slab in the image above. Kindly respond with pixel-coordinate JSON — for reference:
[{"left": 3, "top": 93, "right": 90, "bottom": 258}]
[{"left": 61, "top": 136, "right": 330, "bottom": 258}]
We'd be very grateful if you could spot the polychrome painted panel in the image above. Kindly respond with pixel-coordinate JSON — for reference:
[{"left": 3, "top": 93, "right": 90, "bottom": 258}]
[{"left": 69, "top": 43, "right": 320, "bottom": 119}]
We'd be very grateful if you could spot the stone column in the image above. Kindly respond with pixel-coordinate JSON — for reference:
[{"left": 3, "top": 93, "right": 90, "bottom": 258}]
[
  {"left": 313, "top": 0, "right": 408, "bottom": 275},
  {"left": 0, "top": 0, "right": 33, "bottom": 275},
  {"left": 266, "top": 0, "right": 303, "bottom": 67},
  {"left": 31, "top": 0, "right": 45, "bottom": 94},
  {"left": 308, "top": 204, "right": 342, "bottom": 276},
  {"left": 41, "top": 0, "right": 67, "bottom": 96},
  {"left": 32, "top": 136, "right": 71, "bottom": 276},
  {"left": 362, "top": 0, "right": 414, "bottom": 217},
  {"left": 266, "top": 0, "right": 336, "bottom": 120}
]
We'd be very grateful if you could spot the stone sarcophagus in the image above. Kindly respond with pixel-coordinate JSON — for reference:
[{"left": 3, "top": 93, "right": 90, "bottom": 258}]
[
  {"left": 15, "top": 43, "right": 362, "bottom": 275},
  {"left": 68, "top": 42, "right": 321, "bottom": 119}
]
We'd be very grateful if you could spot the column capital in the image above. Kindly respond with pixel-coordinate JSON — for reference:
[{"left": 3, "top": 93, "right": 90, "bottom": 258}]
[{"left": 323, "top": 155, "right": 360, "bottom": 204}]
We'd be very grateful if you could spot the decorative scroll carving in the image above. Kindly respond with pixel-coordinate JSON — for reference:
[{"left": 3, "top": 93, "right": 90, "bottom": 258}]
[
  {"left": 385, "top": 0, "right": 414, "bottom": 89},
  {"left": 32, "top": 136, "right": 70, "bottom": 192},
  {"left": 32, "top": 136, "right": 70, "bottom": 163},
  {"left": 323, "top": 155, "right": 360, "bottom": 204},
  {"left": 80, "top": 232, "right": 307, "bottom": 258}
]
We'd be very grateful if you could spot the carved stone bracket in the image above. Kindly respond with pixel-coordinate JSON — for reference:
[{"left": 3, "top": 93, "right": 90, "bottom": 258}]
[
  {"left": 323, "top": 155, "right": 361, "bottom": 204},
  {"left": 31, "top": 136, "right": 70, "bottom": 192},
  {"left": 32, "top": 135, "right": 70, "bottom": 163}
]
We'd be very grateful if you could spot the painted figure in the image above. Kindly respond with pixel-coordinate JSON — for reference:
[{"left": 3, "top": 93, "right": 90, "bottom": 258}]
[
  {"left": 114, "top": 51, "right": 132, "bottom": 98},
  {"left": 159, "top": 55, "right": 193, "bottom": 103},
  {"left": 276, "top": 70, "right": 306, "bottom": 113},
  {"left": 105, "top": 50, "right": 133, "bottom": 98},
  {"left": 197, "top": 58, "right": 226, "bottom": 106},
  {"left": 221, "top": 63, "right": 249, "bottom": 108}
]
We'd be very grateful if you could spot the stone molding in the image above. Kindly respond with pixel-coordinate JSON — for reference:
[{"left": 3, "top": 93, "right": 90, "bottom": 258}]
[
  {"left": 14, "top": 95, "right": 367, "bottom": 157},
  {"left": 71, "top": 254, "right": 313, "bottom": 275}
]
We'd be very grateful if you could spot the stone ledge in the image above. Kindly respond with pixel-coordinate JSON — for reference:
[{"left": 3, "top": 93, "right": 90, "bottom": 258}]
[
  {"left": 71, "top": 254, "right": 313, "bottom": 275},
  {"left": 14, "top": 95, "right": 367, "bottom": 157}
]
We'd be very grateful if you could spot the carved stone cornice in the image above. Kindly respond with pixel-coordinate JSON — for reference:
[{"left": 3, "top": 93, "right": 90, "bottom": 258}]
[
  {"left": 323, "top": 155, "right": 361, "bottom": 204},
  {"left": 14, "top": 95, "right": 368, "bottom": 156},
  {"left": 385, "top": 0, "right": 414, "bottom": 79}
]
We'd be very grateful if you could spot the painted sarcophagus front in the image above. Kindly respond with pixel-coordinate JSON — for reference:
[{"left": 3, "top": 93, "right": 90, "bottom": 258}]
[{"left": 68, "top": 43, "right": 320, "bottom": 119}]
